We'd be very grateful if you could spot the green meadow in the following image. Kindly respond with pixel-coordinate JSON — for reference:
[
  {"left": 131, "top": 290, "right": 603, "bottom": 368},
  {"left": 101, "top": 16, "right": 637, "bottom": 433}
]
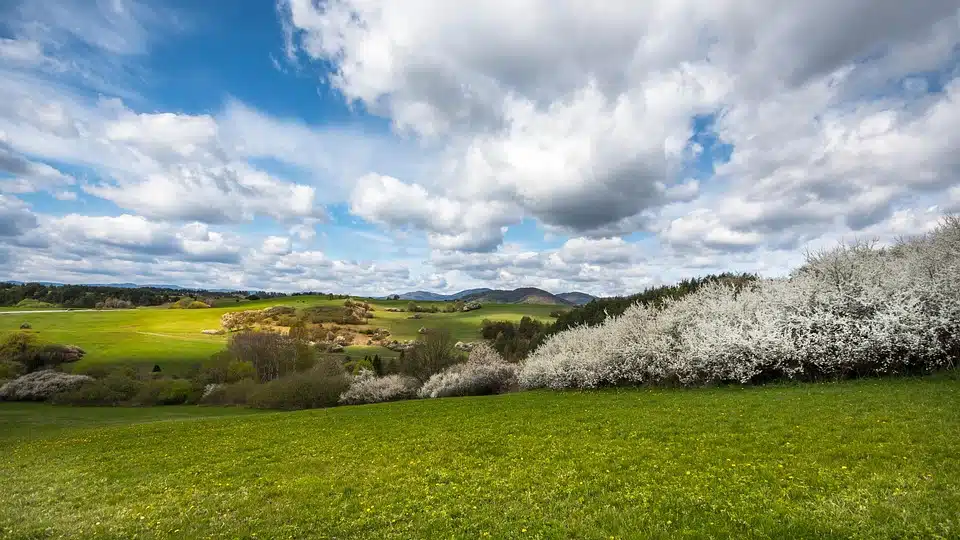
[
  {"left": 0, "top": 296, "right": 560, "bottom": 372},
  {"left": 2, "top": 375, "right": 958, "bottom": 539}
]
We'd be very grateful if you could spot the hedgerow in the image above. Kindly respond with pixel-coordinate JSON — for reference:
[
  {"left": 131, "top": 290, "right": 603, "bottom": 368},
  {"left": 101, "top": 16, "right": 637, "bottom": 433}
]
[
  {"left": 338, "top": 371, "right": 420, "bottom": 405},
  {"left": 521, "top": 216, "right": 960, "bottom": 389},
  {"left": 419, "top": 343, "right": 519, "bottom": 398}
]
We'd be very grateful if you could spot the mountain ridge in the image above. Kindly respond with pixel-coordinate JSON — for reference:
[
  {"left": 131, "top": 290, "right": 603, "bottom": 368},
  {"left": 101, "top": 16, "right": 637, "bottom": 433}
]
[{"left": 390, "top": 287, "right": 596, "bottom": 306}]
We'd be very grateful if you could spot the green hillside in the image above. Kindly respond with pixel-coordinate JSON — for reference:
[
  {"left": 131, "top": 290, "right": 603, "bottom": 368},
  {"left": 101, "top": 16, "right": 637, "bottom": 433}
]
[
  {"left": 0, "top": 296, "right": 560, "bottom": 372},
  {"left": 2, "top": 375, "right": 958, "bottom": 538}
]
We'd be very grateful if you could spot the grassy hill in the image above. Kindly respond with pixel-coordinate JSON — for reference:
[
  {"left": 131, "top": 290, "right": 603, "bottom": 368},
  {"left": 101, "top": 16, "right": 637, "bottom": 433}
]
[
  {"left": 1, "top": 375, "right": 958, "bottom": 538},
  {"left": 0, "top": 296, "right": 560, "bottom": 373}
]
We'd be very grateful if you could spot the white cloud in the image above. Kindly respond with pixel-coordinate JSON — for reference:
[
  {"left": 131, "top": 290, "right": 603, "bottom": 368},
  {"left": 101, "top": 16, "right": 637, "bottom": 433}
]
[
  {"left": 0, "top": 195, "right": 38, "bottom": 237},
  {"left": 349, "top": 173, "right": 519, "bottom": 251},
  {"left": 283, "top": 0, "right": 960, "bottom": 254},
  {"left": 0, "top": 139, "right": 76, "bottom": 195},
  {"left": 262, "top": 236, "right": 292, "bottom": 256}
]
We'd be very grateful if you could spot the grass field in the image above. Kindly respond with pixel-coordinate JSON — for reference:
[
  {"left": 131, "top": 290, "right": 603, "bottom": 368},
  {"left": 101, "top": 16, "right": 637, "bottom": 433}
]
[
  {"left": 2, "top": 375, "right": 958, "bottom": 538},
  {"left": 0, "top": 296, "right": 560, "bottom": 372}
]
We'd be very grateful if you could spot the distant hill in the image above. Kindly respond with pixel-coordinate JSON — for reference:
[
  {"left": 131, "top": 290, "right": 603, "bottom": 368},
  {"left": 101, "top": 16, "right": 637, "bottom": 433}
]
[
  {"left": 394, "top": 288, "right": 493, "bottom": 301},
  {"left": 555, "top": 292, "right": 596, "bottom": 306},
  {"left": 391, "top": 287, "right": 596, "bottom": 306}
]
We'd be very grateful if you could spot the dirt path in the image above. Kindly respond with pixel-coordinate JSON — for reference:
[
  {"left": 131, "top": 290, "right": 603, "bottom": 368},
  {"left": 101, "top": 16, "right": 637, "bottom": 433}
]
[{"left": 136, "top": 332, "right": 218, "bottom": 343}]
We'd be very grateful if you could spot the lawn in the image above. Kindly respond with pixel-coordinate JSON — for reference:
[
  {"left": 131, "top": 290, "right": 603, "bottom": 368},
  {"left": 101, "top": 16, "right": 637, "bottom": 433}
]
[
  {"left": 0, "top": 297, "right": 560, "bottom": 372},
  {"left": 2, "top": 375, "right": 958, "bottom": 538}
]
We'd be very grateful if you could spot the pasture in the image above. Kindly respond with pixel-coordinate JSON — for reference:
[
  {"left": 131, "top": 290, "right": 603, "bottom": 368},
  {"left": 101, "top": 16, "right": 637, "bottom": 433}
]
[
  {"left": 1, "top": 375, "right": 958, "bottom": 538},
  {"left": 0, "top": 296, "right": 560, "bottom": 372}
]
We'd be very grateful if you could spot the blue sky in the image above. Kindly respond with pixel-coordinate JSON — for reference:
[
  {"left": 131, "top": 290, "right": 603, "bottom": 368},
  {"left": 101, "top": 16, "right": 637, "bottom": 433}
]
[{"left": 1, "top": 0, "right": 959, "bottom": 296}]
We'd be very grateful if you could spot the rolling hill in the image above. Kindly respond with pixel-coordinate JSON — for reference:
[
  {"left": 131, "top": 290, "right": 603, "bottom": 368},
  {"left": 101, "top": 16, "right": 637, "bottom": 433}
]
[{"left": 392, "top": 287, "right": 596, "bottom": 305}]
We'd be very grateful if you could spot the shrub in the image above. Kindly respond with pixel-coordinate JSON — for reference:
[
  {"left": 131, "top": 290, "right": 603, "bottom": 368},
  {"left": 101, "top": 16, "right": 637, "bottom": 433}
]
[
  {"left": 395, "top": 328, "right": 462, "bottom": 382},
  {"left": 96, "top": 297, "right": 133, "bottom": 309},
  {"left": 131, "top": 378, "right": 198, "bottom": 406},
  {"left": 339, "top": 371, "right": 420, "bottom": 405},
  {"left": 0, "top": 333, "right": 85, "bottom": 372},
  {"left": 0, "top": 371, "right": 94, "bottom": 401},
  {"left": 418, "top": 345, "right": 518, "bottom": 398},
  {"left": 228, "top": 331, "right": 304, "bottom": 382},
  {"left": 0, "top": 359, "right": 24, "bottom": 380},
  {"left": 520, "top": 216, "right": 960, "bottom": 389},
  {"left": 200, "top": 379, "right": 258, "bottom": 406},
  {"left": 51, "top": 372, "right": 144, "bottom": 405},
  {"left": 248, "top": 358, "right": 349, "bottom": 410}
]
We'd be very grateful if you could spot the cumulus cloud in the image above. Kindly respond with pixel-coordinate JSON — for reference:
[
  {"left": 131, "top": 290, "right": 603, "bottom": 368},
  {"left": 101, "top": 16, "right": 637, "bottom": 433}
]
[
  {"left": 282, "top": 0, "right": 960, "bottom": 255},
  {"left": 0, "top": 195, "right": 38, "bottom": 237},
  {"left": 0, "top": 140, "right": 76, "bottom": 195},
  {"left": 349, "top": 173, "right": 519, "bottom": 251},
  {"left": 44, "top": 214, "right": 242, "bottom": 264}
]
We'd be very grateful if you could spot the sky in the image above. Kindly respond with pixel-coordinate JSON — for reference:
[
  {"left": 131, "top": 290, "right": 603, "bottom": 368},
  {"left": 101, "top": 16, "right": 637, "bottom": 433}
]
[{"left": 0, "top": 0, "right": 958, "bottom": 297}]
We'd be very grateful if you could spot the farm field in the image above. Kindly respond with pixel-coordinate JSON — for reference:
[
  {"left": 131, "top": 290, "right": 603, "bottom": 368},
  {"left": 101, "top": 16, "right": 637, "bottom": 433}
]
[
  {"left": 0, "top": 296, "right": 561, "bottom": 373},
  {"left": 1, "top": 375, "right": 958, "bottom": 539}
]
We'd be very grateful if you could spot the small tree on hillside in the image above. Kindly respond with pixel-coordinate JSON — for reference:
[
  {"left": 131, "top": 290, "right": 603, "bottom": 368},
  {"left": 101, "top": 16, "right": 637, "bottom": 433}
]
[{"left": 397, "top": 328, "right": 460, "bottom": 382}]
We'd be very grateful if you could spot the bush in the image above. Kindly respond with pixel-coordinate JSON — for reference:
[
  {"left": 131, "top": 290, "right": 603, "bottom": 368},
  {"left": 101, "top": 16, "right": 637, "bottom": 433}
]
[
  {"left": 200, "top": 379, "right": 258, "bottom": 406},
  {"left": 395, "top": 328, "right": 462, "bottom": 381},
  {"left": 131, "top": 378, "right": 198, "bottom": 406},
  {"left": 228, "top": 331, "right": 309, "bottom": 382},
  {"left": 0, "top": 371, "right": 94, "bottom": 401},
  {"left": 520, "top": 216, "right": 960, "bottom": 389},
  {"left": 339, "top": 371, "right": 420, "bottom": 404},
  {"left": 418, "top": 345, "right": 518, "bottom": 398},
  {"left": 96, "top": 297, "right": 134, "bottom": 309},
  {"left": 0, "top": 359, "right": 24, "bottom": 379},
  {"left": 248, "top": 358, "right": 349, "bottom": 410},
  {"left": 0, "top": 333, "right": 85, "bottom": 372},
  {"left": 51, "top": 372, "right": 144, "bottom": 405}
]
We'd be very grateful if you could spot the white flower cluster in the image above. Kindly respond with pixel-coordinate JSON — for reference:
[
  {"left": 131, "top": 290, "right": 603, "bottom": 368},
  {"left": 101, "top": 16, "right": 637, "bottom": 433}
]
[
  {"left": 0, "top": 370, "right": 93, "bottom": 401},
  {"left": 418, "top": 343, "right": 519, "bottom": 398},
  {"left": 338, "top": 370, "right": 421, "bottom": 405},
  {"left": 521, "top": 217, "right": 960, "bottom": 389}
]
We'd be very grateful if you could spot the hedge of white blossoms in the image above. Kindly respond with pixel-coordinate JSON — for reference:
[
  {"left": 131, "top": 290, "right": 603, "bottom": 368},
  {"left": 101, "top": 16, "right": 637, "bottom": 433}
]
[{"left": 520, "top": 217, "right": 960, "bottom": 389}]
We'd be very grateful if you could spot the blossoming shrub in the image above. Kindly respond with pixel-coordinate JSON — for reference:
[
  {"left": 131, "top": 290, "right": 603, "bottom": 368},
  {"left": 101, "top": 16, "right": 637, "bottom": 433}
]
[
  {"left": 0, "top": 370, "right": 93, "bottom": 401},
  {"left": 418, "top": 343, "right": 519, "bottom": 398},
  {"left": 338, "top": 370, "right": 420, "bottom": 405},
  {"left": 521, "top": 216, "right": 960, "bottom": 389}
]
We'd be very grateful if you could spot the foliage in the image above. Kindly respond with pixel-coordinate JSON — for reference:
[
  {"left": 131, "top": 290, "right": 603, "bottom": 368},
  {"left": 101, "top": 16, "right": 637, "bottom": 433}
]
[
  {"left": 199, "top": 379, "right": 258, "bottom": 406},
  {"left": 395, "top": 328, "right": 462, "bottom": 381},
  {"left": 521, "top": 217, "right": 960, "bottom": 389},
  {"left": 338, "top": 370, "right": 420, "bottom": 404},
  {"left": 480, "top": 316, "right": 548, "bottom": 362},
  {"left": 226, "top": 331, "right": 308, "bottom": 382},
  {"left": 418, "top": 343, "right": 518, "bottom": 398},
  {"left": 406, "top": 302, "right": 440, "bottom": 313},
  {"left": 0, "top": 332, "right": 85, "bottom": 372},
  {"left": 0, "top": 282, "right": 247, "bottom": 308},
  {"left": 51, "top": 371, "right": 145, "bottom": 406},
  {"left": 0, "top": 370, "right": 93, "bottom": 401},
  {"left": 0, "top": 359, "right": 23, "bottom": 379},
  {"left": 95, "top": 297, "right": 134, "bottom": 309},
  {"left": 131, "top": 378, "right": 198, "bottom": 406},
  {"left": 3, "top": 377, "right": 959, "bottom": 538},
  {"left": 247, "top": 358, "right": 349, "bottom": 410},
  {"left": 171, "top": 297, "right": 210, "bottom": 309},
  {"left": 15, "top": 299, "right": 55, "bottom": 309}
]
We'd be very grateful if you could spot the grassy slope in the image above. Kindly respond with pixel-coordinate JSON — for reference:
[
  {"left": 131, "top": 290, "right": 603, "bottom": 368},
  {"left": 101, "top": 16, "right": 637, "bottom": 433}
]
[
  {"left": 2, "top": 376, "right": 959, "bottom": 539},
  {"left": 0, "top": 297, "right": 559, "bottom": 371}
]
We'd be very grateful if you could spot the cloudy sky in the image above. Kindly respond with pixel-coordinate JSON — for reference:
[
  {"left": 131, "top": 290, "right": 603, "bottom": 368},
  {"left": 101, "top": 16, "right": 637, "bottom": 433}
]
[{"left": 1, "top": 0, "right": 958, "bottom": 296}]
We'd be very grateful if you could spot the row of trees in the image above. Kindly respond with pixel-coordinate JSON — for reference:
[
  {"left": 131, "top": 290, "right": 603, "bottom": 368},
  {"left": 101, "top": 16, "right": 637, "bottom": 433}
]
[
  {"left": 479, "top": 273, "right": 756, "bottom": 362},
  {"left": 0, "top": 283, "right": 350, "bottom": 308}
]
